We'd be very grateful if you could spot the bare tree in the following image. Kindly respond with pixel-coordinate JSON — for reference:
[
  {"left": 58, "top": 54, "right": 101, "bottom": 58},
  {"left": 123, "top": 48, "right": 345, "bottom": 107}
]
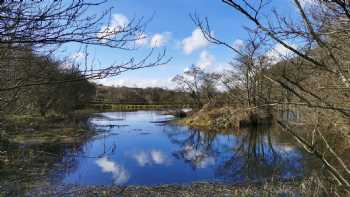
[
  {"left": 192, "top": 0, "right": 350, "bottom": 190},
  {"left": 172, "top": 65, "right": 204, "bottom": 107},
  {"left": 200, "top": 72, "right": 221, "bottom": 103},
  {"left": 172, "top": 65, "right": 221, "bottom": 107},
  {"left": 0, "top": 0, "right": 170, "bottom": 112},
  {"left": 0, "top": 0, "right": 170, "bottom": 88}
]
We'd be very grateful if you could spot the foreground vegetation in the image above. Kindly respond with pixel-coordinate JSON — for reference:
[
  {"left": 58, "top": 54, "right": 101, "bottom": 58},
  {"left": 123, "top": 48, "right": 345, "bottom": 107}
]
[{"left": 24, "top": 178, "right": 347, "bottom": 197}]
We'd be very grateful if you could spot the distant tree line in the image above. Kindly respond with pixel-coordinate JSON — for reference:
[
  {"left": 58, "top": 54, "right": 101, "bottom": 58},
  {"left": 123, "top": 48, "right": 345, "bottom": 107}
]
[{"left": 95, "top": 85, "right": 195, "bottom": 105}]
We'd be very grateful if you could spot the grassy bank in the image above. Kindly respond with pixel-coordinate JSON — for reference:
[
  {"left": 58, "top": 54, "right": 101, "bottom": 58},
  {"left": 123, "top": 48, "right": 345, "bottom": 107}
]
[
  {"left": 0, "top": 109, "right": 97, "bottom": 145},
  {"left": 0, "top": 109, "right": 98, "bottom": 196}
]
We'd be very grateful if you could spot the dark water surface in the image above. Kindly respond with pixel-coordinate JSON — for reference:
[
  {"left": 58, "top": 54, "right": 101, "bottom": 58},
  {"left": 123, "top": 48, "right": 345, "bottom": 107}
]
[{"left": 53, "top": 111, "right": 312, "bottom": 186}]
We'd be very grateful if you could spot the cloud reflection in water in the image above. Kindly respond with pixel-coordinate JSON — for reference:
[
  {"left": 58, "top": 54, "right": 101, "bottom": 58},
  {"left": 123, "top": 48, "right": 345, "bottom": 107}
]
[
  {"left": 182, "top": 144, "right": 216, "bottom": 168},
  {"left": 95, "top": 157, "right": 130, "bottom": 185},
  {"left": 133, "top": 150, "right": 169, "bottom": 167}
]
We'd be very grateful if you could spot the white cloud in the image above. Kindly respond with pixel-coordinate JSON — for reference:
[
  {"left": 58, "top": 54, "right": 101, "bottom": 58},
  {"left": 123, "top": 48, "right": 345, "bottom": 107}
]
[
  {"left": 133, "top": 150, "right": 169, "bottom": 167},
  {"left": 134, "top": 32, "right": 171, "bottom": 48},
  {"left": 183, "top": 67, "right": 190, "bottom": 72},
  {"left": 182, "top": 28, "right": 209, "bottom": 54},
  {"left": 97, "top": 14, "right": 129, "bottom": 41},
  {"left": 70, "top": 52, "right": 85, "bottom": 61},
  {"left": 150, "top": 32, "right": 171, "bottom": 48},
  {"left": 266, "top": 43, "right": 297, "bottom": 64},
  {"left": 112, "top": 14, "right": 129, "bottom": 29},
  {"left": 232, "top": 39, "right": 245, "bottom": 50},
  {"left": 135, "top": 33, "right": 149, "bottom": 46},
  {"left": 95, "top": 77, "right": 175, "bottom": 89},
  {"left": 196, "top": 50, "right": 214, "bottom": 70},
  {"left": 208, "top": 63, "right": 231, "bottom": 73},
  {"left": 96, "top": 157, "right": 130, "bottom": 184},
  {"left": 193, "top": 50, "right": 230, "bottom": 73}
]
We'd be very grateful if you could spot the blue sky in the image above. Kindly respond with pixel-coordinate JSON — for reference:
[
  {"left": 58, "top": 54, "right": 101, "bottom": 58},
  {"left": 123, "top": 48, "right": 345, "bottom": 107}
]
[{"left": 63, "top": 0, "right": 301, "bottom": 89}]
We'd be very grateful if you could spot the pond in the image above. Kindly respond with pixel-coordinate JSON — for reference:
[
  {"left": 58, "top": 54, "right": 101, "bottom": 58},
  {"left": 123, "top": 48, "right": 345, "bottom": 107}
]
[{"left": 49, "top": 110, "right": 314, "bottom": 186}]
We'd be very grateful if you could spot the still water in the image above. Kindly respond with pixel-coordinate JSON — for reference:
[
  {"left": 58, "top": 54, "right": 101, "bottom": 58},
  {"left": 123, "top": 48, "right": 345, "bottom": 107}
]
[{"left": 55, "top": 111, "right": 311, "bottom": 186}]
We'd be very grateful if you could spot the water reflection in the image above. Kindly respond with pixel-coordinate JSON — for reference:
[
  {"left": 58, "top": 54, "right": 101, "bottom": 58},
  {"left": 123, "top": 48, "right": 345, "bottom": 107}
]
[
  {"left": 216, "top": 126, "right": 303, "bottom": 182},
  {"left": 95, "top": 157, "right": 130, "bottom": 184},
  {"left": 53, "top": 111, "right": 310, "bottom": 186},
  {"left": 181, "top": 144, "right": 215, "bottom": 169},
  {"left": 0, "top": 138, "right": 90, "bottom": 195},
  {"left": 165, "top": 125, "right": 304, "bottom": 182},
  {"left": 168, "top": 128, "right": 218, "bottom": 169},
  {"left": 133, "top": 150, "right": 170, "bottom": 167}
]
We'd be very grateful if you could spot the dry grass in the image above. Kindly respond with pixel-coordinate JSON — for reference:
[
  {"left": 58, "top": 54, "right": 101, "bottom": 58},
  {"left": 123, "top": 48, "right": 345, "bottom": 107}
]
[
  {"left": 177, "top": 104, "right": 261, "bottom": 131},
  {"left": 24, "top": 177, "right": 350, "bottom": 197}
]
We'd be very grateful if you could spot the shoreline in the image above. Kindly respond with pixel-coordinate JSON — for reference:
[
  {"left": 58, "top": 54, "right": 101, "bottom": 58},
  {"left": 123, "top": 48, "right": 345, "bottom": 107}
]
[
  {"left": 29, "top": 181, "right": 311, "bottom": 197},
  {"left": 0, "top": 110, "right": 98, "bottom": 145}
]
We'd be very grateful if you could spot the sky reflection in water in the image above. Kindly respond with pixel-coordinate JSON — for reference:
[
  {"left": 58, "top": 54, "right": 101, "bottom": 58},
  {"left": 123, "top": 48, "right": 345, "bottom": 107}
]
[{"left": 59, "top": 111, "right": 307, "bottom": 186}]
